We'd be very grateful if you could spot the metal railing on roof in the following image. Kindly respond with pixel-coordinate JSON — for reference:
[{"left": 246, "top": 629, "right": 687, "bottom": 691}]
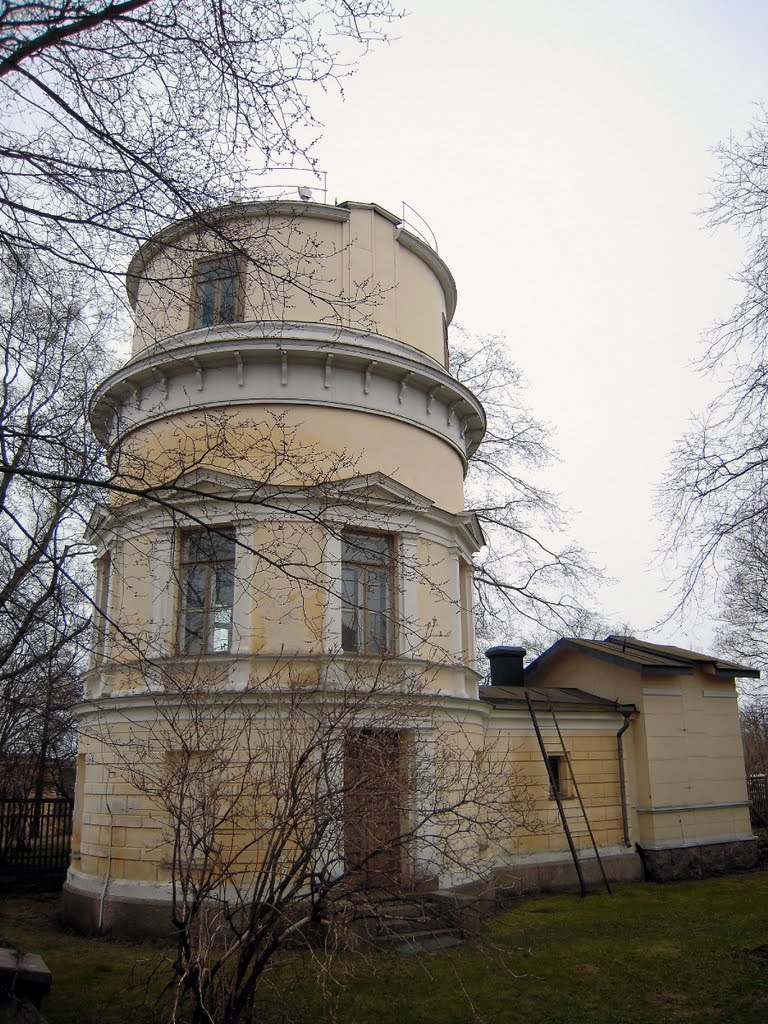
[
  {"left": 226, "top": 172, "right": 441, "bottom": 254},
  {"left": 400, "top": 201, "right": 439, "bottom": 253}
]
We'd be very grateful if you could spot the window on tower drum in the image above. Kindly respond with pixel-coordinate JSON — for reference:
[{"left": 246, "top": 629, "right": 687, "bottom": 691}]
[
  {"left": 192, "top": 256, "right": 240, "bottom": 328},
  {"left": 178, "top": 528, "right": 236, "bottom": 655},
  {"left": 341, "top": 531, "right": 393, "bottom": 655}
]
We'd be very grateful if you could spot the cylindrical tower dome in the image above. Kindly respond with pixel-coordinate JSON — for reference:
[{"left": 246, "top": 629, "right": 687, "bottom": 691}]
[{"left": 91, "top": 200, "right": 484, "bottom": 511}]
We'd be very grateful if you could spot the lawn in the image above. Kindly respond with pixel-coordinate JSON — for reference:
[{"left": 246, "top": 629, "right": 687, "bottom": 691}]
[{"left": 2, "top": 872, "right": 768, "bottom": 1024}]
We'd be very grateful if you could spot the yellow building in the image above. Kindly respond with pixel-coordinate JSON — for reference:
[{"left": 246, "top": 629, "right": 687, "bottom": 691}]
[
  {"left": 63, "top": 199, "right": 758, "bottom": 936},
  {"left": 484, "top": 638, "right": 758, "bottom": 890}
]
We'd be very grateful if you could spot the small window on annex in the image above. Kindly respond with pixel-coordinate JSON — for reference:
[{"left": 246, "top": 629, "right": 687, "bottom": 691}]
[
  {"left": 178, "top": 528, "right": 236, "bottom": 655},
  {"left": 191, "top": 256, "right": 240, "bottom": 329},
  {"left": 546, "top": 754, "right": 570, "bottom": 800},
  {"left": 341, "top": 531, "right": 393, "bottom": 655}
]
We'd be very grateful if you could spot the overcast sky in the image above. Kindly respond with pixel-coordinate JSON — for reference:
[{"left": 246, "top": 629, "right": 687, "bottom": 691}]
[{"left": 303, "top": 0, "right": 768, "bottom": 649}]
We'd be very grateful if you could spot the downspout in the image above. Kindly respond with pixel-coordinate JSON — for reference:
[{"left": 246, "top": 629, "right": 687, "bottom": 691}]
[
  {"left": 616, "top": 710, "right": 633, "bottom": 848},
  {"left": 98, "top": 780, "right": 115, "bottom": 935}
]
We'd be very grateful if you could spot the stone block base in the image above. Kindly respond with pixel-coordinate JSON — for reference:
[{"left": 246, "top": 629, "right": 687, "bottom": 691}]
[
  {"left": 62, "top": 883, "right": 178, "bottom": 940},
  {"left": 490, "top": 850, "right": 643, "bottom": 899},
  {"left": 636, "top": 838, "right": 759, "bottom": 882},
  {"left": 64, "top": 840, "right": 757, "bottom": 940}
]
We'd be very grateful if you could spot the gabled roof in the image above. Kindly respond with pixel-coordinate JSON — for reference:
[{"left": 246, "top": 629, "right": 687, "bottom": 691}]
[{"left": 526, "top": 635, "right": 760, "bottom": 680}]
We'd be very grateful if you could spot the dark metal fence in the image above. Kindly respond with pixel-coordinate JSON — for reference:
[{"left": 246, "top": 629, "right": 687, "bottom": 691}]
[
  {"left": 0, "top": 798, "right": 73, "bottom": 882},
  {"left": 748, "top": 776, "right": 768, "bottom": 827}
]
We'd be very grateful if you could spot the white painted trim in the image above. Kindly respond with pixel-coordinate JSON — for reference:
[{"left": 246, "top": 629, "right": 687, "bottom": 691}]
[
  {"left": 702, "top": 689, "right": 737, "bottom": 698},
  {"left": 90, "top": 326, "right": 485, "bottom": 464},
  {"left": 150, "top": 529, "right": 175, "bottom": 657},
  {"left": 67, "top": 868, "right": 174, "bottom": 903},
  {"left": 321, "top": 529, "right": 343, "bottom": 654},
  {"left": 90, "top": 479, "right": 484, "bottom": 561},
  {"left": 72, "top": 674, "right": 491, "bottom": 724},
  {"left": 637, "top": 833, "right": 756, "bottom": 850},
  {"left": 398, "top": 531, "right": 421, "bottom": 659},
  {"left": 499, "top": 844, "right": 632, "bottom": 867},
  {"left": 636, "top": 802, "right": 750, "bottom": 814},
  {"left": 231, "top": 527, "right": 255, "bottom": 656},
  {"left": 642, "top": 688, "right": 682, "bottom": 696}
]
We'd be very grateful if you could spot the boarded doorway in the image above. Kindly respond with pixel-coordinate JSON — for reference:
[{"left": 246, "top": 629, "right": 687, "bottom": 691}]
[{"left": 343, "top": 729, "right": 404, "bottom": 889}]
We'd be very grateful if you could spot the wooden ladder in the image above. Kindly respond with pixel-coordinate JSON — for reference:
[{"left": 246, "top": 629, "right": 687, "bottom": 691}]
[{"left": 523, "top": 688, "right": 612, "bottom": 897}]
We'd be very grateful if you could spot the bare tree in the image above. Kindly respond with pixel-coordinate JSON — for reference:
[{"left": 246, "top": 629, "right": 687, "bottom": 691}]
[
  {"left": 0, "top": 0, "right": 397, "bottom": 791},
  {"left": 741, "top": 700, "right": 768, "bottom": 779},
  {"left": 93, "top": 665, "right": 539, "bottom": 1024},
  {"left": 714, "top": 524, "right": 768, "bottom": 670},
  {"left": 451, "top": 328, "right": 604, "bottom": 653},
  {"left": 661, "top": 104, "right": 768, "bottom": 665},
  {"left": 0, "top": 254, "right": 110, "bottom": 798},
  {"left": 0, "top": 0, "right": 397, "bottom": 280}
]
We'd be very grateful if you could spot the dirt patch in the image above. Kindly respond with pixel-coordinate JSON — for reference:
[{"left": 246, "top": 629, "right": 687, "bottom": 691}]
[{"left": 651, "top": 993, "right": 687, "bottom": 1005}]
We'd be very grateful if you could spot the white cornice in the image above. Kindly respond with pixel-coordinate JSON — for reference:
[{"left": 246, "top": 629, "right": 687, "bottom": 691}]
[
  {"left": 73, "top": 681, "right": 622, "bottom": 735},
  {"left": 90, "top": 324, "right": 486, "bottom": 466},
  {"left": 74, "top": 679, "right": 489, "bottom": 723}
]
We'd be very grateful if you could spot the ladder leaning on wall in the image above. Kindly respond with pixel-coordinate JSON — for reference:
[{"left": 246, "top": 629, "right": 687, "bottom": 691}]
[{"left": 522, "top": 688, "right": 612, "bottom": 898}]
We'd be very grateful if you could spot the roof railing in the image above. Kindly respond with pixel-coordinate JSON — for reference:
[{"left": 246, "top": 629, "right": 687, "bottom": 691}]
[
  {"left": 400, "top": 201, "right": 439, "bottom": 253},
  {"left": 226, "top": 173, "right": 440, "bottom": 253}
]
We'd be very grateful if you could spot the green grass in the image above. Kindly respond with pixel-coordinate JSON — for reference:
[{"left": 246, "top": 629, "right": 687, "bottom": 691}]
[
  {"left": 2, "top": 872, "right": 768, "bottom": 1023},
  {"left": 0, "top": 891, "right": 167, "bottom": 1023}
]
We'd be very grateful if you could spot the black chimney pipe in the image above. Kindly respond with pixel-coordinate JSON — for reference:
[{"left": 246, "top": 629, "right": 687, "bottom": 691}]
[{"left": 485, "top": 645, "right": 527, "bottom": 688}]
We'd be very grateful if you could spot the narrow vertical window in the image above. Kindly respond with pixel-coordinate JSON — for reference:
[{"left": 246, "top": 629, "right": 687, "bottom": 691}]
[
  {"left": 178, "top": 529, "right": 236, "bottom": 654},
  {"left": 341, "top": 531, "right": 393, "bottom": 654},
  {"left": 192, "top": 256, "right": 240, "bottom": 328},
  {"left": 93, "top": 552, "right": 111, "bottom": 660}
]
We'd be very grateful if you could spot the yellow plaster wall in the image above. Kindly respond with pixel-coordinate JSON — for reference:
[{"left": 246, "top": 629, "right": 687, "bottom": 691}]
[
  {"left": 238, "top": 520, "right": 327, "bottom": 655},
  {"left": 414, "top": 537, "right": 460, "bottom": 665},
  {"left": 112, "top": 405, "right": 466, "bottom": 512},
  {"left": 77, "top": 709, "right": 488, "bottom": 889},
  {"left": 73, "top": 728, "right": 169, "bottom": 885},
  {"left": 481, "top": 727, "right": 625, "bottom": 857},
  {"left": 73, "top": 706, "right": 630, "bottom": 895},
  {"left": 530, "top": 650, "right": 752, "bottom": 845}
]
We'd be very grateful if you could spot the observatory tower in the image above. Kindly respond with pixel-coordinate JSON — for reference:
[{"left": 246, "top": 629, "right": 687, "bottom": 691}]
[{"left": 64, "top": 199, "right": 488, "bottom": 932}]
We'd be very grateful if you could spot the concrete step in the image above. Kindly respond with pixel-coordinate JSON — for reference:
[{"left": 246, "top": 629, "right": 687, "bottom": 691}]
[{"left": 329, "top": 894, "right": 463, "bottom": 951}]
